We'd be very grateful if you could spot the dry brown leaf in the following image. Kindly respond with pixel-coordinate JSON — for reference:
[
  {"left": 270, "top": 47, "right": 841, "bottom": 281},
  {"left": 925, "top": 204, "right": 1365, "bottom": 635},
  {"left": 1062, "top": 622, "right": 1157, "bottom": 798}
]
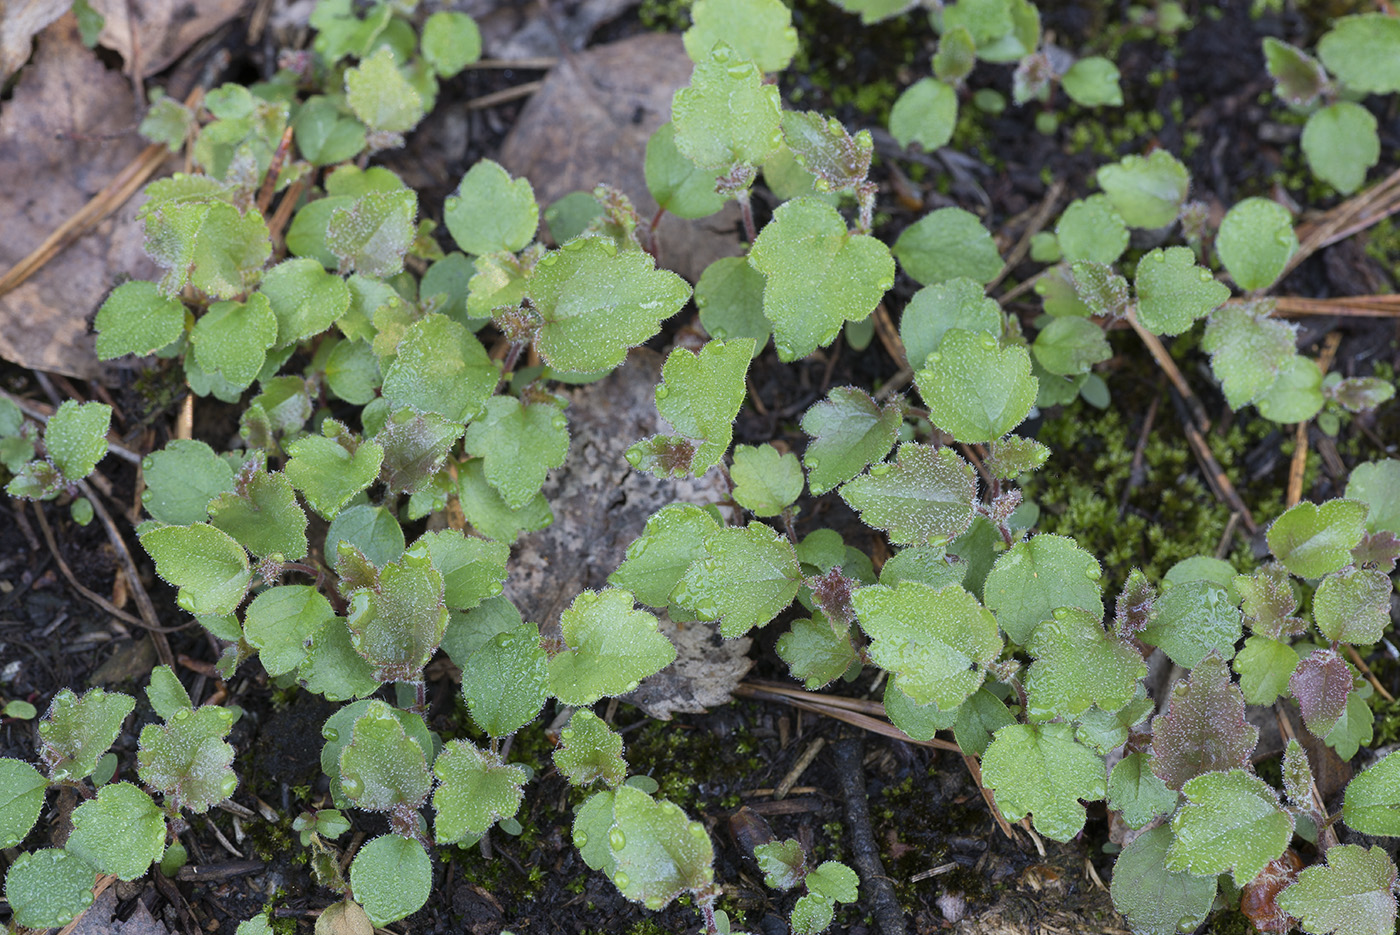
[
  {"left": 626, "top": 615, "right": 753, "bottom": 720},
  {"left": 0, "top": 0, "right": 69, "bottom": 81},
  {"left": 0, "top": 14, "right": 160, "bottom": 379},
  {"left": 89, "top": 0, "right": 248, "bottom": 77},
  {"left": 498, "top": 32, "right": 743, "bottom": 284}
]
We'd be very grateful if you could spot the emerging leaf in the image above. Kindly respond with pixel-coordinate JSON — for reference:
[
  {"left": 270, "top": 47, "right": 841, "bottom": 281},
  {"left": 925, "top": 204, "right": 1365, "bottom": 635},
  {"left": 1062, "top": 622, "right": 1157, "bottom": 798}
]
[
  {"left": 839, "top": 443, "right": 976, "bottom": 546},
  {"left": 553, "top": 710, "right": 627, "bottom": 789},
  {"left": 344, "top": 549, "right": 448, "bottom": 683},
  {"left": 1150, "top": 653, "right": 1258, "bottom": 790},
  {"left": 1234, "top": 562, "right": 1305, "bottom": 640},
  {"left": 1112, "top": 568, "right": 1155, "bottom": 639},
  {"left": 985, "top": 434, "right": 1049, "bottom": 480},
  {"left": 1262, "top": 37, "right": 1329, "bottom": 106},
  {"left": 776, "top": 615, "right": 856, "bottom": 690},
  {"left": 344, "top": 48, "right": 424, "bottom": 134},
  {"left": 433, "top": 740, "right": 527, "bottom": 843},
  {"left": 208, "top": 458, "right": 308, "bottom": 560},
  {"left": 549, "top": 590, "right": 677, "bottom": 705},
  {"left": 780, "top": 111, "right": 873, "bottom": 192},
  {"left": 980, "top": 721, "right": 1105, "bottom": 841},
  {"left": 754, "top": 838, "right": 806, "bottom": 890},
  {"left": 1107, "top": 752, "right": 1178, "bottom": 829},
  {"left": 651, "top": 338, "right": 753, "bottom": 472},
  {"left": 672, "top": 523, "right": 802, "bottom": 638},
  {"left": 1167, "top": 769, "right": 1293, "bottom": 886}
]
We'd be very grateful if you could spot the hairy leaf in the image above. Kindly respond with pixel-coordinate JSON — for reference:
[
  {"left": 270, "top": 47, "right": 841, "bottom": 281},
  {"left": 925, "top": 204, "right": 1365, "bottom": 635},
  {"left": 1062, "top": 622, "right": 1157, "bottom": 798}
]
[
  {"left": 980, "top": 722, "right": 1105, "bottom": 841},
  {"left": 1167, "top": 769, "right": 1293, "bottom": 885},
  {"left": 840, "top": 443, "right": 976, "bottom": 545},
  {"left": 1150, "top": 653, "right": 1258, "bottom": 791}
]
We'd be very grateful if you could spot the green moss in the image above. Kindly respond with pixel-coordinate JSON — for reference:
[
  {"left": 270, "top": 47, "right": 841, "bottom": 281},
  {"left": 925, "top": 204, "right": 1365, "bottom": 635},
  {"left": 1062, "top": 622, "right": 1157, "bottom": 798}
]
[
  {"left": 876, "top": 766, "right": 990, "bottom": 910},
  {"left": 1205, "top": 908, "right": 1256, "bottom": 935},
  {"left": 637, "top": 0, "right": 689, "bottom": 32},
  {"left": 1364, "top": 218, "right": 1400, "bottom": 288},
  {"left": 623, "top": 705, "right": 763, "bottom": 810}
]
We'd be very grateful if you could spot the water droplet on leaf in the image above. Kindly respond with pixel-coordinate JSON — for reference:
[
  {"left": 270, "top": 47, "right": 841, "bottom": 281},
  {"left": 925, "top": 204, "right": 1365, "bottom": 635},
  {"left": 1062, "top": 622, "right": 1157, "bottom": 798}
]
[
  {"left": 654, "top": 386, "right": 670, "bottom": 400},
  {"left": 613, "top": 870, "right": 630, "bottom": 890},
  {"left": 1052, "top": 607, "right": 1068, "bottom": 619},
  {"left": 609, "top": 828, "right": 626, "bottom": 851},
  {"left": 979, "top": 334, "right": 997, "bottom": 349},
  {"left": 573, "top": 829, "right": 588, "bottom": 848},
  {"left": 323, "top": 727, "right": 339, "bottom": 742}
]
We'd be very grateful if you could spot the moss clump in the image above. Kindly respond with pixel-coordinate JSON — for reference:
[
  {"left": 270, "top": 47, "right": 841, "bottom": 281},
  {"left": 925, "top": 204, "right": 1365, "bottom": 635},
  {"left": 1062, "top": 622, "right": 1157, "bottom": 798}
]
[
  {"left": 1364, "top": 218, "right": 1400, "bottom": 289},
  {"left": 624, "top": 707, "right": 763, "bottom": 810}
]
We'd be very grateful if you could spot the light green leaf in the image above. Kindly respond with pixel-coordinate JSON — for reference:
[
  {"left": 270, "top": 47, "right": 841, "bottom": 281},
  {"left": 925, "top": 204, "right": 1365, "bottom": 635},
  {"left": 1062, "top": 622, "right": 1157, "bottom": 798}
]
[
  {"left": 1267, "top": 498, "right": 1368, "bottom": 579},
  {"left": 916, "top": 329, "right": 1038, "bottom": 443},
  {"left": 889, "top": 78, "right": 957, "bottom": 151},
  {"left": 1074, "top": 687, "right": 1153, "bottom": 754},
  {"left": 1278, "top": 845, "right": 1398, "bottom": 935},
  {"left": 683, "top": 0, "right": 797, "bottom": 72},
  {"left": 790, "top": 893, "right": 834, "bottom": 935},
  {"left": 1314, "top": 566, "right": 1392, "bottom": 644},
  {"left": 1096, "top": 150, "right": 1189, "bottom": 230},
  {"left": 145, "top": 664, "right": 192, "bottom": 720},
  {"left": 1107, "top": 752, "right": 1178, "bottom": 829},
  {"left": 1232, "top": 635, "right": 1300, "bottom": 705},
  {"left": 349, "top": 835, "right": 431, "bottom": 925},
  {"left": 609, "top": 504, "right": 721, "bottom": 609},
  {"left": 94, "top": 281, "right": 187, "bottom": 359},
  {"left": 1139, "top": 579, "right": 1241, "bottom": 669},
  {"left": 421, "top": 11, "right": 482, "bottom": 78},
  {"left": 1201, "top": 303, "right": 1297, "bottom": 409},
  {"left": 144, "top": 199, "right": 271, "bottom": 300},
  {"left": 952, "top": 686, "right": 1015, "bottom": 756},
  {"left": 980, "top": 722, "right": 1105, "bottom": 841},
  {"left": 673, "top": 523, "right": 802, "bottom": 638},
  {"left": 412, "top": 529, "right": 507, "bottom": 613},
  {"left": 433, "top": 740, "right": 526, "bottom": 843},
  {"left": 1025, "top": 607, "right": 1146, "bottom": 720},
  {"left": 749, "top": 197, "right": 894, "bottom": 362},
  {"left": 529, "top": 237, "right": 691, "bottom": 373},
  {"left": 1324, "top": 682, "right": 1374, "bottom": 760},
  {"left": 1109, "top": 826, "right": 1215, "bottom": 935},
  {"left": 1263, "top": 37, "right": 1329, "bottom": 106},
  {"left": 1217, "top": 198, "right": 1297, "bottom": 291},
  {"left": 383, "top": 314, "right": 499, "bottom": 423},
  {"left": 1303, "top": 102, "right": 1380, "bottom": 195},
  {"left": 285, "top": 426, "right": 383, "bottom": 520},
  {"left": 852, "top": 582, "right": 1001, "bottom": 709},
  {"left": 444, "top": 159, "right": 538, "bottom": 256},
  {"left": 933, "top": 26, "right": 977, "bottom": 83},
  {"left": 1032, "top": 316, "right": 1111, "bottom": 376},
  {"left": 985, "top": 434, "right": 1049, "bottom": 480},
  {"left": 606, "top": 785, "right": 715, "bottom": 909},
  {"left": 37, "top": 688, "right": 134, "bottom": 782},
  {"left": 1061, "top": 56, "right": 1122, "bottom": 106},
  {"left": 1317, "top": 13, "right": 1400, "bottom": 94},
  {"left": 345, "top": 550, "right": 448, "bottom": 683},
  {"left": 258, "top": 257, "right": 351, "bottom": 347},
  {"left": 695, "top": 256, "right": 769, "bottom": 351},
  {"left": 780, "top": 110, "right": 873, "bottom": 193},
  {"left": 671, "top": 45, "right": 783, "bottom": 169},
  {"left": 137, "top": 705, "right": 237, "bottom": 813},
  {"left": 208, "top": 463, "right": 308, "bottom": 560},
  {"left": 460, "top": 623, "right": 548, "bottom": 737},
  {"left": 754, "top": 839, "right": 805, "bottom": 891},
  {"left": 0, "top": 758, "right": 46, "bottom": 848},
  {"left": 344, "top": 47, "right": 424, "bottom": 133},
  {"left": 42, "top": 401, "right": 111, "bottom": 482},
  {"left": 776, "top": 615, "right": 856, "bottom": 690},
  {"left": 456, "top": 458, "right": 553, "bottom": 542},
  {"left": 554, "top": 709, "right": 627, "bottom": 789},
  {"left": 243, "top": 586, "right": 335, "bottom": 677},
  {"left": 549, "top": 589, "right": 677, "bottom": 705},
  {"left": 1134, "top": 247, "right": 1230, "bottom": 336},
  {"left": 1346, "top": 460, "right": 1400, "bottom": 535},
  {"left": 892, "top": 207, "right": 1002, "bottom": 286},
  {"left": 653, "top": 338, "right": 753, "bottom": 471},
  {"left": 645, "top": 122, "right": 727, "bottom": 220},
  {"left": 808, "top": 860, "right": 859, "bottom": 903},
  {"left": 731, "top": 444, "right": 803, "bottom": 517},
  {"left": 1055, "top": 195, "right": 1128, "bottom": 265},
  {"left": 292, "top": 96, "right": 366, "bottom": 166},
  {"left": 839, "top": 443, "right": 976, "bottom": 545},
  {"left": 338, "top": 701, "right": 429, "bottom": 811},
  {"left": 326, "top": 189, "right": 417, "bottom": 278},
  {"left": 900, "top": 277, "right": 1001, "bottom": 369},
  {"left": 3, "top": 849, "right": 97, "bottom": 928},
  {"left": 140, "top": 523, "right": 250, "bottom": 616},
  {"left": 983, "top": 533, "right": 1103, "bottom": 646},
  {"left": 1257, "top": 354, "right": 1324, "bottom": 423},
  {"left": 67, "top": 782, "right": 165, "bottom": 880},
  {"left": 463, "top": 394, "right": 568, "bottom": 509},
  {"left": 190, "top": 294, "right": 278, "bottom": 392},
  {"left": 1167, "top": 769, "right": 1292, "bottom": 885},
  {"left": 1344, "top": 749, "right": 1400, "bottom": 836},
  {"left": 799, "top": 386, "right": 901, "bottom": 496},
  {"left": 883, "top": 680, "right": 956, "bottom": 741},
  {"left": 326, "top": 505, "right": 405, "bottom": 570}
]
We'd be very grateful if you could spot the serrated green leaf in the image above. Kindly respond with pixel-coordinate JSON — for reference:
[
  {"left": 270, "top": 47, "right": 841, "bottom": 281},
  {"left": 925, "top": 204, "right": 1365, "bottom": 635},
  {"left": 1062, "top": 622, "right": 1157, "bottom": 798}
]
[
  {"left": 800, "top": 387, "right": 900, "bottom": 496},
  {"left": 606, "top": 785, "right": 715, "bottom": 908},
  {"left": 141, "top": 440, "right": 236, "bottom": 525},
  {"left": 554, "top": 709, "right": 627, "bottom": 788},
  {"left": 432, "top": 740, "right": 526, "bottom": 843},
  {"left": 574, "top": 789, "right": 618, "bottom": 873},
  {"left": 1314, "top": 566, "right": 1392, "bottom": 644},
  {"left": 1346, "top": 460, "right": 1400, "bottom": 535},
  {"left": 1055, "top": 195, "right": 1128, "bottom": 265},
  {"left": 1109, "top": 826, "right": 1216, "bottom": 935},
  {"left": 1278, "top": 844, "right": 1397, "bottom": 935},
  {"left": 1167, "top": 769, "right": 1292, "bottom": 885},
  {"left": 1139, "top": 579, "right": 1241, "bottom": 668},
  {"left": 380, "top": 313, "right": 498, "bottom": 422},
  {"left": 528, "top": 237, "right": 691, "bottom": 373},
  {"left": 344, "top": 47, "right": 423, "bottom": 133},
  {"left": 1096, "top": 150, "right": 1189, "bottom": 230},
  {"left": 1302, "top": 102, "right": 1379, "bottom": 195},
  {"left": 1061, "top": 56, "right": 1122, "bottom": 106},
  {"left": 1025, "top": 607, "right": 1145, "bottom": 720},
  {"left": 982, "top": 534, "right": 1102, "bottom": 645},
  {"left": 144, "top": 200, "right": 271, "bottom": 300},
  {"left": 463, "top": 394, "right": 568, "bottom": 509},
  {"left": 549, "top": 590, "right": 676, "bottom": 705},
  {"left": 1232, "top": 635, "right": 1300, "bottom": 706},
  {"left": 349, "top": 835, "right": 430, "bottom": 925},
  {"left": 780, "top": 111, "right": 873, "bottom": 192},
  {"left": 644, "top": 122, "right": 727, "bottom": 220},
  {"left": 695, "top": 255, "right": 769, "bottom": 351},
  {"left": 879, "top": 546, "right": 966, "bottom": 591},
  {"left": 326, "top": 189, "right": 417, "bottom": 278},
  {"left": 1032, "top": 316, "right": 1111, "bottom": 376},
  {"left": 790, "top": 893, "right": 834, "bottom": 935},
  {"left": 95, "top": 281, "right": 187, "bottom": 359},
  {"left": 892, "top": 207, "right": 1002, "bottom": 286},
  {"left": 441, "top": 596, "right": 522, "bottom": 669},
  {"left": 1263, "top": 37, "right": 1329, "bottom": 106},
  {"left": 852, "top": 582, "right": 1001, "bottom": 709},
  {"left": 1202, "top": 303, "right": 1297, "bottom": 408},
  {"left": 208, "top": 462, "right": 307, "bottom": 560},
  {"left": 776, "top": 615, "right": 856, "bottom": 690},
  {"left": 883, "top": 680, "right": 956, "bottom": 741},
  {"left": 258, "top": 257, "right": 351, "bottom": 346},
  {"left": 292, "top": 95, "right": 367, "bottom": 166},
  {"left": 444, "top": 159, "right": 538, "bottom": 256},
  {"left": 338, "top": 700, "right": 429, "bottom": 811},
  {"left": 683, "top": 0, "right": 797, "bottom": 72},
  {"left": 140, "top": 523, "right": 250, "bottom": 616},
  {"left": 319, "top": 702, "right": 429, "bottom": 810},
  {"left": 731, "top": 444, "right": 803, "bottom": 517},
  {"left": 952, "top": 685, "right": 1015, "bottom": 756},
  {"left": 981, "top": 722, "right": 1105, "bottom": 841},
  {"left": 672, "top": 45, "right": 783, "bottom": 169},
  {"left": 1217, "top": 198, "right": 1297, "bottom": 291},
  {"left": 1267, "top": 498, "right": 1368, "bottom": 579},
  {"left": 456, "top": 457, "right": 553, "bottom": 542},
  {"left": 3, "top": 849, "right": 97, "bottom": 928},
  {"left": 1107, "top": 752, "right": 1178, "bottom": 829},
  {"left": 1257, "top": 353, "right": 1324, "bottom": 423},
  {"left": 749, "top": 197, "right": 893, "bottom": 362},
  {"left": 137, "top": 705, "right": 237, "bottom": 813},
  {"left": 1134, "top": 246, "right": 1230, "bottom": 336},
  {"left": 610, "top": 504, "right": 721, "bottom": 609},
  {"left": 1074, "top": 686, "right": 1153, "bottom": 754},
  {"left": 461, "top": 623, "right": 548, "bottom": 737},
  {"left": 244, "top": 586, "right": 335, "bottom": 677},
  {"left": 285, "top": 427, "right": 382, "bottom": 520},
  {"left": 1343, "top": 748, "right": 1400, "bottom": 835},
  {"left": 146, "top": 664, "right": 192, "bottom": 721},
  {"left": 917, "top": 329, "right": 1037, "bottom": 443},
  {"left": 1317, "top": 13, "right": 1400, "bottom": 95},
  {"left": 839, "top": 443, "right": 976, "bottom": 545},
  {"left": 190, "top": 294, "right": 278, "bottom": 392},
  {"left": 934, "top": 25, "right": 976, "bottom": 82},
  {"left": 807, "top": 860, "right": 858, "bottom": 902},
  {"left": 0, "top": 758, "right": 46, "bottom": 848},
  {"left": 37, "top": 688, "right": 134, "bottom": 782},
  {"left": 421, "top": 10, "right": 481, "bottom": 77},
  {"left": 410, "top": 529, "right": 506, "bottom": 613},
  {"left": 673, "top": 523, "right": 802, "bottom": 638},
  {"left": 650, "top": 338, "right": 752, "bottom": 471},
  {"left": 889, "top": 77, "right": 957, "bottom": 151},
  {"left": 754, "top": 839, "right": 805, "bottom": 890},
  {"left": 375, "top": 408, "right": 464, "bottom": 495},
  {"left": 1324, "top": 681, "right": 1374, "bottom": 760},
  {"left": 66, "top": 781, "right": 165, "bottom": 880},
  {"left": 41, "top": 400, "right": 110, "bottom": 483},
  {"left": 1068, "top": 261, "right": 1129, "bottom": 319},
  {"left": 900, "top": 277, "right": 1001, "bottom": 369},
  {"left": 345, "top": 550, "right": 448, "bottom": 682},
  {"left": 985, "top": 435, "right": 1049, "bottom": 480}
]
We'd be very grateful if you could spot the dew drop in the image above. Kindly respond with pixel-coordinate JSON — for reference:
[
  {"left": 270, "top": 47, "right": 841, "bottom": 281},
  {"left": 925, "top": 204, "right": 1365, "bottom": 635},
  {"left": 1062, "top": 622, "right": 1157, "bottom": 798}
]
[
  {"left": 925, "top": 352, "right": 942, "bottom": 364},
  {"left": 1177, "top": 918, "right": 1199, "bottom": 933},
  {"left": 695, "top": 598, "right": 720, "bottom": 620},
  {"left": 489, "top": 581, "right": 503, "bottom": 595},
  {"left": 1275, "top": 231, "right": 1294, "bottom": 246},
  {"left": 775, "top": 343, "right": 795, "bottom": 361},
  {"left": 624, "top": 681, "right": 639, "bottom": 693},
  {"left": 1197, "top": 269, "right": 1214, "bottom": 282},
  {"left": 141, "top": 489, "right": 152, "bottom": 501},
  {"left": 654, "top": 386, "right": 671, "bottom": 400},
  {"left": 805, "top": 457, "right": 820, "bottom": 472},
  {"left": 1152, "top": 251, "right": 1167, "bottom": 263},
  {"left": 552, "top": 414, "right": 567, "bottom": 430},
  {"left": 726, "top": 64, "right": 751, "bottom": 78},
  {"left": 711, "top": 46, "right": 730, "bottom": 62},
  {"left": 609, "top": 828, "right": 627, "bottom": 851},
  {"left": 644, "top": 896, "right": 665, "bottom": 911},
  {"left": 173, "top": 708, "right": 191, "bottom": 721},
  {"left": 613, "top": 871, "right": 631, "bottom": 890},
  {"left": 1084, "top": 565, "right": 1100, "bottom": 580},
  {"left": 573, "top": 829, "right": 588, "bottom": 848},
  {"left": 142, "top": 457, "right": 154, "bottom": 470},
  {"left": 323, "top": 727, "right": 339, "bottom": 742},
  {"left": 626, "top": 538, "right": 648, "bottom": 560},
  {"left": 342, "top": 777, "right": 362, "bottom": 797},
  {"left": 710, "top": 327, "right": 728, "bottom": 340},
  {"left": 870, "top": 463, "right": 892, "bottom": 476},
  {"left": 928, "top": 536, "right": 948, "bottom": 549},
  {"left": 625, "top": 448, "right": 643, "bottom": 467},
  {"left": 220, "top": 774, "right": 238, "bottom": 797},
  {"left": 979, "top": 333, "right": 997, "bottom": 349},
  {"left": 1052, "top": 607, "right": 1068, "bottom": 619},
  {"left": 688, "top": 821, "right": 707, "bottom": 839},
  {"left": 176, "top": 592, "right": 196, "bottom": 612}
]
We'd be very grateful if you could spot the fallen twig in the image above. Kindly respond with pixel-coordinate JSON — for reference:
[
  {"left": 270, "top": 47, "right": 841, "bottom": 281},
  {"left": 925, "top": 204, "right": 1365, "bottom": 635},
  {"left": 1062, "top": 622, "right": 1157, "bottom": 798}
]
[{"left": 833, "top": 735, "right": 909, "bottom": 935}]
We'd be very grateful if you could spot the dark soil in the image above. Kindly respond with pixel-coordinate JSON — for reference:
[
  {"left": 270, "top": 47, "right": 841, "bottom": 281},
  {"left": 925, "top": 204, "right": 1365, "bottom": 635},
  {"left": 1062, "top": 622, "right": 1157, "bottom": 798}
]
[{"left": 3, "top": 1, "right": 1399, "bottom": 934}]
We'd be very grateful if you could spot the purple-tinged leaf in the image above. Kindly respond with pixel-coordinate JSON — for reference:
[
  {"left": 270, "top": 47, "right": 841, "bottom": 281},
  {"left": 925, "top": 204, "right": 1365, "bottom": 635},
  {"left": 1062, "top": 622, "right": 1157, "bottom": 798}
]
[
  {"left": 1325, "top": 376, "right": 1395, "bottom": 413},
  {"left": 1113, "top": 568, "right": 1155, "bottom": 639},
  {"left": 1353, "top": 530, "right": 1400, "bottom": 573},
  {"left": 1234, "top": 562, "right": 1306, "bottom": 640},
  {"left": 807, "top": 566, "right": 856, "bottom": 626},
  {"left": 1150, "top": 653, "right": 1258, "bottom": 791},
  {"left": 1313, "top": 567, "right": 1393, "bottom": 644},
  {"left": 1290, "top": 649, "right": 1353, "bottom": 737},
  {"left": 1281, "top": 739, "right": 1312, "bottom": 811}
]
